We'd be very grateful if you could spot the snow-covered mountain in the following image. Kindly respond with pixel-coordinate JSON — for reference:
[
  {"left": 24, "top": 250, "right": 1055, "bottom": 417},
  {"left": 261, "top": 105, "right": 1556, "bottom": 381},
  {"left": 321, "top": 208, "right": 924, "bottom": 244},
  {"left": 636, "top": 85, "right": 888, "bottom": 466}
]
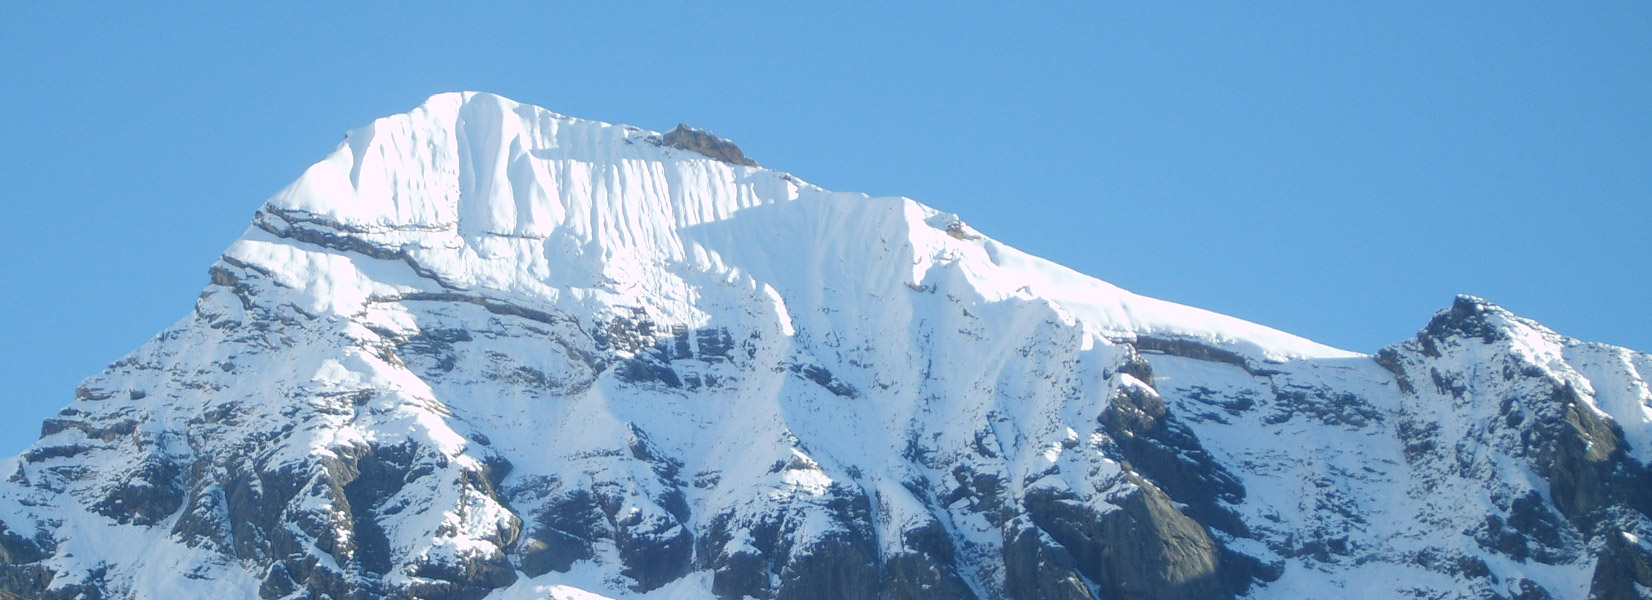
[{"left": 1, "top": 92, "right": 1647, "bottom": 600}]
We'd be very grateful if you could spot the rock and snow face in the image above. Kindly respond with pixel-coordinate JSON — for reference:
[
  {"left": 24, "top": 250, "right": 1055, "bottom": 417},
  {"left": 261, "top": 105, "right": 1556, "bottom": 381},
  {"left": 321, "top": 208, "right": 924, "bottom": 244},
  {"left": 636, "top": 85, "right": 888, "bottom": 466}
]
[{"left": 0, "top": 92, "right": 1648, "bottom": 600}]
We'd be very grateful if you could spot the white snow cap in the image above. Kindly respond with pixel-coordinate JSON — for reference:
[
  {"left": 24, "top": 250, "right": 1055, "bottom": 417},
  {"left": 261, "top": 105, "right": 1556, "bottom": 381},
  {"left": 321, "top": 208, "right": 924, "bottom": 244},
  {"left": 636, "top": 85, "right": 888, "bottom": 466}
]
[{"left": 252, "top": 91, "right": 1356, "bottom": 361}]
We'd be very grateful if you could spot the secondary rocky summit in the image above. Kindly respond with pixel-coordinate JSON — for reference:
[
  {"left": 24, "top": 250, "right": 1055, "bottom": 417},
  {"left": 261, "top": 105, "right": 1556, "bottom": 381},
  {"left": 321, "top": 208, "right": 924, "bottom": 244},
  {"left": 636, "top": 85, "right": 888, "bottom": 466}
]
[{"left": 1, "top": 92, "right": 1648, "bottom": 600}]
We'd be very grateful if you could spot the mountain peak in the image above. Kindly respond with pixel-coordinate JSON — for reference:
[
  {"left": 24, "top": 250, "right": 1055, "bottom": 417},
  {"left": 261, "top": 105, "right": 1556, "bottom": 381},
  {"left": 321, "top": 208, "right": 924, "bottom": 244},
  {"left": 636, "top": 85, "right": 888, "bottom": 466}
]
[
  {"left": 241, "top": 91, "right": 1351, "bottom": 361},
  {"left": 1411, "top": 294, "right": 1558, "bottom": 358},
  {"left": 2, "top": 93, "right": 1649, "bottom": 600}
]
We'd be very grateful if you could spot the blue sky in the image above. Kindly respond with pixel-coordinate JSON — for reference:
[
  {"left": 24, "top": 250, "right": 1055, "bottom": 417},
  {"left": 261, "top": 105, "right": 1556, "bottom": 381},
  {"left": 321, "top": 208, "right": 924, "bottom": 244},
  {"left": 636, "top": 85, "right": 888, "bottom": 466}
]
[{"left": 1, "top": 3, "right": 1647, "bottom": 455}]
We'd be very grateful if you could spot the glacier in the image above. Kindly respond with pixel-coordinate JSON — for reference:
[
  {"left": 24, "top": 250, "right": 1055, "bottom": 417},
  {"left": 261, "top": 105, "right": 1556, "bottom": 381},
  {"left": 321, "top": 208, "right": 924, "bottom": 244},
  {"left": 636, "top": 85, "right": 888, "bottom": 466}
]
[{"left": 0, "top": 91, "right": 1648, "bottom": 600}]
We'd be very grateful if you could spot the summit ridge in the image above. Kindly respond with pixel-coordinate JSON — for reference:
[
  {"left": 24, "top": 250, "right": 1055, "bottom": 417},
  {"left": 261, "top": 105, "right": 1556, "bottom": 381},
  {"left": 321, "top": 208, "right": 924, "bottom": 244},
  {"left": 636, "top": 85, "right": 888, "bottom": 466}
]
[{"left": 255, "top": 91, "right": 1350, "bottom": 361}]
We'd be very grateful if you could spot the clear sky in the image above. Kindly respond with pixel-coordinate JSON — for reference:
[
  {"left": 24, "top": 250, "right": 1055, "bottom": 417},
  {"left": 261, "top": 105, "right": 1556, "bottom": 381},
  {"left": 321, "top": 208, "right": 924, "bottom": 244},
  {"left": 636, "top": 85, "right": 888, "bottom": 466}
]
[{"left": 1, "top": 3, "right": 1647, "bottom": 455}]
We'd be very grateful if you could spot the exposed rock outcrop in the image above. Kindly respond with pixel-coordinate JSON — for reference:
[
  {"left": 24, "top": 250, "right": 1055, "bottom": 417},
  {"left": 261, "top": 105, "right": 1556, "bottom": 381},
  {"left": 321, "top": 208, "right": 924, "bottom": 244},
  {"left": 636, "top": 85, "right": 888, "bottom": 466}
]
[{"left": 657, "top": 123, "right": 759, "bottom": 166}]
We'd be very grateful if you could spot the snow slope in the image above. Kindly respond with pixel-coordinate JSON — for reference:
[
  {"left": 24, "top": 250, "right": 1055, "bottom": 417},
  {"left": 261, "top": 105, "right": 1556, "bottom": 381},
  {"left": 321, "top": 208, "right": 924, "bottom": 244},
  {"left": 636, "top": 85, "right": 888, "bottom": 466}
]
[{"left": 0, "top": 92, "right": 1647, "bottom": 600}]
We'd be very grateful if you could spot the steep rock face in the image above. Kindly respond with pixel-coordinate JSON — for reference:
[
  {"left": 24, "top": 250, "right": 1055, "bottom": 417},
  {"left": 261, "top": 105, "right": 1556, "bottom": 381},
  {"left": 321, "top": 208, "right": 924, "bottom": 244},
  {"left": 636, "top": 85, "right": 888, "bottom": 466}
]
[
  {"left": 0, "top": 93, "right": 1647, "bottom": 599},
  {"left": 1376, "top": 296, "right": 1652, "bottom": 599},
  {"left": 1137, "top": 294, "right": 1652, "bottom": 599}
]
